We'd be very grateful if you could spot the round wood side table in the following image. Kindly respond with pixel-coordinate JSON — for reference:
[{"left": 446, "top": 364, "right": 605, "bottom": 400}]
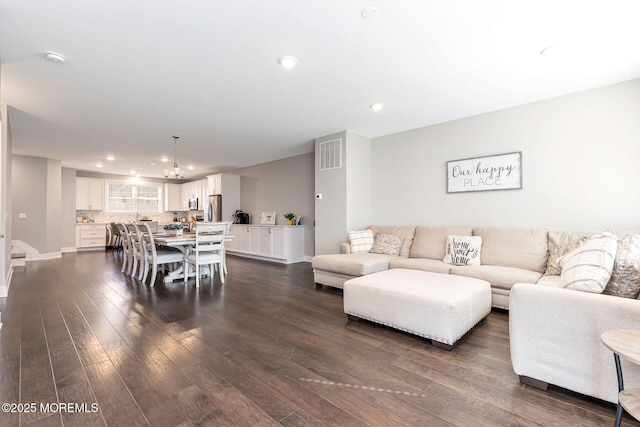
[{"left": 601, "top": 330, "right": 640, "bottom": 427}]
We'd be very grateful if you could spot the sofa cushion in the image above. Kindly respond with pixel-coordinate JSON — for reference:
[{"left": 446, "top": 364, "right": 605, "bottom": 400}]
[
  {"left": 545, "top": 231, "right": 593, "bottom": 275},
  {"left": 312, "top": 253, "right": 394, "bottom": 277},
  {"left": 536, "top": 275, "right": 562, "bottom": 287},
  {"left": 409, "top": 226, "right": 473, "bottom": 259},
  {"left": 559, "top": 232, "right": 617, "bottom": 293},
  {"left": 367, "top": 226, "right": 415, "bottom": 257},
  {"left": 443, "top": 235, "right": 482, "bottom": 266},
  {"left": 450, "top": 265, "right": 543, "bottom": 290},
  {"left": 390, "top": 257, "right": 451, "bottom": 274},
  {"left": 348, "top": 230, "right": 374, "bottom": 254},
  {"left": 473, "top": 227, "right": 548, "bottom": 273},
  {"left": 603, "top": 234, "right": 640, "bottom": 298}
]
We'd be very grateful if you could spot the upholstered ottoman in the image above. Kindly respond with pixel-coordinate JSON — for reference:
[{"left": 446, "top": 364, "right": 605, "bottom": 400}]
[{"left": 343, "top": 268, "right": 491, "bottom": 349}]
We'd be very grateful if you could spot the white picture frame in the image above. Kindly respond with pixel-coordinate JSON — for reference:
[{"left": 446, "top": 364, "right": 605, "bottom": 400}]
[
  {"left": 260, "top": 211, "right": 276, "bottom": 225},
  {"left": 446, "top": 152, "right": 522, "bottom": 193}
]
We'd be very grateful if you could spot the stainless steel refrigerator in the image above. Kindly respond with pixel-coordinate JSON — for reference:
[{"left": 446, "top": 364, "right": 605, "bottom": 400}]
[{"left": 206, "top": 194, "right": 222, "bottom": 222}]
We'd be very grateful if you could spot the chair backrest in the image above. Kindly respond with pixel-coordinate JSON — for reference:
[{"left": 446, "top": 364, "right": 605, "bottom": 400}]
[
  {"left": 139, "top": 222, "right": 157, "bottom": 260},
  {"left": 126, "top": 223, "right": 142, "bottom": 255},
  {"left": 117, "top": 222, "right": 131, "bottom": 250},
  {"left": 194, "top": 222, "right": 229, "bottom": 253}
]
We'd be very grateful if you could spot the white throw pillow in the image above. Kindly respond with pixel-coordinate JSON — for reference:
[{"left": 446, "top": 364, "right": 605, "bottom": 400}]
[
  {"left": 559, "top": 232, "right": 618, "bottom": 293},
  {"left": 348, "top": 230, "right": 374, "bottom": 254},
  {"left": 443, "top": 235, "right": 482, "bottom": 266}
]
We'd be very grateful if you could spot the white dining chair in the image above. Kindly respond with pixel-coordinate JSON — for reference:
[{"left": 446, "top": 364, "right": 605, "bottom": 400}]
[
  {"left": 184, "top": 222, "right": 229, "bottom": 287},
  {"left": 118, "top": 222, "right": 133, "bottom": 274},
  {"left": 139, "top": 222, "right": 184, "bottom": 286},
  {"left": 126, "top": 223, "right": 144, "bottom": 279}
]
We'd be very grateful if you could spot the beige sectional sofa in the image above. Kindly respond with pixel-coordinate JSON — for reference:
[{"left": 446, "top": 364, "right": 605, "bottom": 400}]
[
  {"left": 312, "top": 225, "right": 549, "bottom": 309},
  {"left": 312, "top": 224, "right": 640, "bottom": 404}
]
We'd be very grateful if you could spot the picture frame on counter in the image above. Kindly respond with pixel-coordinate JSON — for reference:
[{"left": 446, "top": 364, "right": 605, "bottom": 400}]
[{"left": 260, "top": 211, "right": 276, "bottom": 225}]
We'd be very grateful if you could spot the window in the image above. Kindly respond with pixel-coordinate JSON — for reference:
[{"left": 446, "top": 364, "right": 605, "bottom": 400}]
[{"left": 105, "top": 181, "right": 162, "bottom": 213}]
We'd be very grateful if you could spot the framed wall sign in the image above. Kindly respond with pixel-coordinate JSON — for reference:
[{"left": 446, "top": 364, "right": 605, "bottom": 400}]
[
  {"left": 260, "top": 212, "right": 276, "bottom": 225},
  {"left": 447, "top": 152, "right": 522, "bottom": 193}
]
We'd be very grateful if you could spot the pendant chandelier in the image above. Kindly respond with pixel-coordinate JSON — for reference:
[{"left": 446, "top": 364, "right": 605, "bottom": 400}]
[{"left": 164, "top": 136, "right": 185, "bottom": 179}]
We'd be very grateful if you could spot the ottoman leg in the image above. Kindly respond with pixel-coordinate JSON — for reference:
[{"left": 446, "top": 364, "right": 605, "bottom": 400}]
[
  {"left": 315, "top": 283, "right": 323, "bottom": 290},
  {"left": 346, "top": 314, "right": 361, "bottom": 322},
  {"left": 432, "top": 340, "right": 454, "bottom": 351}
]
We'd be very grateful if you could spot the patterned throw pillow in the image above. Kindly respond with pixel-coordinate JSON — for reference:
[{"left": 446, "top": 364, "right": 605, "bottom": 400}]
[
  {"left": 369, "top": 233, "right": 404, "bottom": 256},
  {"left": 545, "top": 233, "right": 589, "bottom": 275},
  {"left": 603, "top": 234, "right": 640, "bottom": 298},
  {"left": 348, "top": 230, "right": 374, "bottom": 254},
  {"left": 443, "top": 235, "right": 482, "bottom": 266},
  {"left": 559, "top": 232, "right": 617, "bottom": 293}
]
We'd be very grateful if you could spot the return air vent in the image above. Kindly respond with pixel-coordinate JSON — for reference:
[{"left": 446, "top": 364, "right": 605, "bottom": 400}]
[{"left": 318, "top": 138, "right": 342, "bottom": 171}]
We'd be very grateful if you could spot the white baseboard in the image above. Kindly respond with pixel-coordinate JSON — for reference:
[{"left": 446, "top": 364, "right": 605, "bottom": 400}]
[
  {"left": 30, "top": 252, "right": 62, "bottom": 261},
  {"left": 1, "top": 267, "right": 13, "bottom": 297},
  {"left": 61, "top": 247, "right": 77, "bottom": 254},
  {"left": 303, "top": 256, "right": 313, "bottom": 262}
]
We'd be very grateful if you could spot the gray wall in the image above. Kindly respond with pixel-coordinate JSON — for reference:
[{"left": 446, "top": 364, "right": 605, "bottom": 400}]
[
  {"left": 314, "top": 131, "right": 373, "bottom": 255},
  {"left": 233, "top": 152, "right": 315, "bottom": 259},
  {"left": 61, "top": 168, "right": 77, "bottom": 249},
  {"left": 371, "top": 78, "right": 640, "bottom": 230},
  {"left": 1, "top": 104, "right": 12, "bottom": 286},
  {"left": 314, "top": 132, "right": 347, "bottom": 255},
  {"left": 12, "top": 156, "right": 48, "bottom": 252},
  {"left": 12, "top": 155, "right": 63, "bottom": 255}
]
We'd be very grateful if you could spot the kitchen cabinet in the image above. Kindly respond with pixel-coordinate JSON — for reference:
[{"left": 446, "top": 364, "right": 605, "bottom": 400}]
[
  {"left": 76, "top": 177, "right": 105, "bottom": 210},
  {"left": 180, "top": 179, "right": 208, "bottom": 210},
  {"left": 207, "top": 174, "right": 240, "bottom": 222},
  {"left": 76, "top": 224, "right": 106, "bottom": 249},
  {"left": 164, "top": 183, "right": 183, "bottom": 211},
  {"left": 228, "top": 225, "right": 304, "bottom": 264}
]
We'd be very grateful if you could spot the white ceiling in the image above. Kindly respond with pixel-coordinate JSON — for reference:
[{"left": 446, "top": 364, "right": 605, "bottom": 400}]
[{"left": 2, "top": 0, "right": 640, "bottom": 179}]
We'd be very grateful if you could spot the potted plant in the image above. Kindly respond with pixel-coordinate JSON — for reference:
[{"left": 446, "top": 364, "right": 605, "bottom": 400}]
[
  {"left": 284, "top": 212, "right": 295, "bottom": 226},
  {"left": 163, "top": 223, "right": 184, "bottom": 236}
]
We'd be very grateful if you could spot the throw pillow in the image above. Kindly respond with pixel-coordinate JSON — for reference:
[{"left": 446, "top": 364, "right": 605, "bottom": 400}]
[
  {"left": 348, "top": 230, "right": 375, "bottom": 254},
  {"left": 559, "top": 232, "right": 617, "bottom": 293},
  {"left": 545, "top": 232, "right": 589, "bottom": 275},
  {"left": 369, "top": 233, "right": 404, "bottom": 256},
  {"left": 443, "top": 235, "right": 482, "bottom": 266},
  {"left": 603, "top": 234, "right": 640, "bottom": 298}
]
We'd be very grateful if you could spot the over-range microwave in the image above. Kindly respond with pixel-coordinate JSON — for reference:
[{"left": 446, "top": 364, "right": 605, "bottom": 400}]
[{"left": 188, "top": 198, "right": 198, "bottom": 210}]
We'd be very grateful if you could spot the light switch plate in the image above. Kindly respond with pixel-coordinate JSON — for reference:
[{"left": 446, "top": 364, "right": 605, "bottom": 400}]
[{"left": 18, "top": 213, "right": 27, "bottom": 219}]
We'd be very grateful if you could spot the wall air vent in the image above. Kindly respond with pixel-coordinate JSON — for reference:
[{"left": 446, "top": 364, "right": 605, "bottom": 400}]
[{"left": 318, "top": 138, "right": 342, "bottom": 171}]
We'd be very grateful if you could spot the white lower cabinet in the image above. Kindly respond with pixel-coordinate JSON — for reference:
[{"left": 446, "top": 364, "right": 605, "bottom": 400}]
[
  {"left": 228, "top": 225, "right": 304, "bottom": 263},
  {"left": 76, "top": 224, "right": 107, "bottom": 249}
]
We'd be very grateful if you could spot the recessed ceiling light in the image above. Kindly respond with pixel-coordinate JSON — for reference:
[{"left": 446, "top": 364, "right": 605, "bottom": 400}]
[
  {"left": 361, "top": 7, "right": 379, "bottom": 19},
  {"left": 188, "top": 165, "right": 194, "bottom": 170},
  {"left": 278, "top": 56, "right": 299, "bottom": 69},
  {"left": 96, "top": 163, "right": 103, "bottom": 168},
  {"left": 45, "top": 52, "right": 66, "bottom": 64},
  {"left": 130, "top": 170, "right": 136, "bottom": 174},
  {"left": 370, "top": 103, "right": 384, "bottom": 112},
  {"left": 160, "top": 157, "right": 169, "bottom": 162},
  {"left": 106, "top": 155, "right": 115, "bottom": 161}
]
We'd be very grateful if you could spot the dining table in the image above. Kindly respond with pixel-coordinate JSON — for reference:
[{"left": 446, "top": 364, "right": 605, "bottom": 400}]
[{"left": 154, "top": 232, "right": 233, "bottom": 283}]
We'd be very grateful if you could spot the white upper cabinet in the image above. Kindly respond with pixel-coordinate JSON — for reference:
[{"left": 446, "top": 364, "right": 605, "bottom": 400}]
[
  {"left": 207, "top": 174, "right": 241, "bottom": 222},
  {"left": 164, "top": 183, "right": 183, "bottom": 211},
  {"left": 76, "top": 177, "right": 104, "bottom": 210}
]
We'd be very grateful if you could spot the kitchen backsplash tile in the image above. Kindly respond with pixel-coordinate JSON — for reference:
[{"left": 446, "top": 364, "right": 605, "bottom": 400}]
[{"left": 76, "top": 210, "right": 189, "bottom": 224}]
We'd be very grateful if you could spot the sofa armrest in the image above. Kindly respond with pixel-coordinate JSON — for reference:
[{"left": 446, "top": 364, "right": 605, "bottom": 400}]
[
  {"left": 339, "top": 242, "right": 351, "bottom": 254},
  {"left": 509, "top": 283, "right": 640, "bottom": 403}
]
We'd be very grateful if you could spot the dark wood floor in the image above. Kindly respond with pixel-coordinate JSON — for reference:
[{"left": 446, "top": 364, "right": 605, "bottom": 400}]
[{"left": 0, "top": 250, "right": 637, "bottom": 426}]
